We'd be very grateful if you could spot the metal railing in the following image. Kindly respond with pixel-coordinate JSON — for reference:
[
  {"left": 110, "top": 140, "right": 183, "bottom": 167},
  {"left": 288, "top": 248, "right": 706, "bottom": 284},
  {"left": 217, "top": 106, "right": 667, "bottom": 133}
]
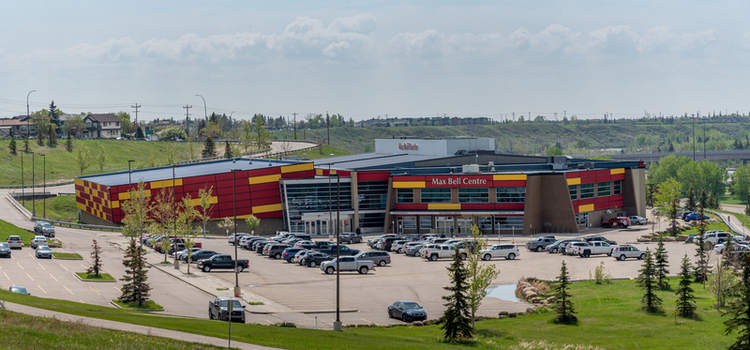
[
  {"left": 706, "top": 209, "right": 745, "bottom": 236},
  {"left": 30, "top": 216, "right": 122, "bottom": 232}
]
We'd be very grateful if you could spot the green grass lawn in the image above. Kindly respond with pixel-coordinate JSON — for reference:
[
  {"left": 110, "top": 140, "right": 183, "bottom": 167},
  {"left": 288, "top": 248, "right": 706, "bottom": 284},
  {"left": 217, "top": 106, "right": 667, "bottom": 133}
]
[
  {"left": 0, "top": 277, "right": 735, "bottom": 350},
  {"left": 720, "top": 194, "right": 745, "bottom": 205},
  {"left": 284, "top": 144, "right": 351, "bottom": 159},
  {"left": 112, "top": 299, "right": 164, "bottom": 311},
  {"left": 23, "top": 195, "right": 77, "bottom": 221},
  {"left": 680, "top": 214, "right": 729, "bottom": 235},
  {"left": 0, "top": 219, "right": 34, "bottom": 243},
  {"left": 718, "top": 209, "right": 750, "bottom": 230},
  {"left": 52, "top": 252, "right": 82, "bottom": 260},
  {"left": 0, "top": 140, "right": 199, "bottom": 185},
  {"left": 0, "top": 309, "right": 221, "bottom": 350},
  {"left": 75, "top": 272, "right": 115, "bottom": 281}
]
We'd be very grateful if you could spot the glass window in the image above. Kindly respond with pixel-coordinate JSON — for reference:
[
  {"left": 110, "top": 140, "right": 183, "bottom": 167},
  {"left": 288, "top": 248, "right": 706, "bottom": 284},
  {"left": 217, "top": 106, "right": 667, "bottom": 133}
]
[
  {"left": 458, "top": 188, "right": 489, "bottom": 203},
  {"left": 497, "top": 187, "right": 526, "bottom": 203},
  {"left": 493, "top": 216, "right": 524, "bottom": 231},
  {"left": 358, "top": 181, "right": 388, "bottom": 210},
  {"left": 569, "top": 185, "right": 578, "bottom": 200},
  {"left": 580, "top": 183, "right": 595, "bottom": 199},
  {"left": 613, "top": 180, "right": 622, "bottom": 195},
  {"left": 396, "top": 189, "right": 414, "bottom": 203},
  {"left": 576, "top": 213, "right": 589, "bottom": 225},
  {"left": 597, "top": 182, "right": 611, "bottom": 197},
  {"left": 421, "top": 188, "right": 451, "bottom": 203},
  {"left": 419, "top": 216, "right": 432, "bottom": 229}
]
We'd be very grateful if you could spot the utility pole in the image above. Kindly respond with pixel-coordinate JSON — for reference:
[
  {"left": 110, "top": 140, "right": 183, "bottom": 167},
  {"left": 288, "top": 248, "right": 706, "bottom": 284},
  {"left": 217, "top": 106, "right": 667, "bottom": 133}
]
[
  {"left": 293, "top": 112, "right": 297, "bottom": 140},
  {"left": 183, "top": 105, "right": 192, "bottom": 135},
  {"left": 326, "top": 111, "right": 330, "bottom": 145},
  {"left": 692, "top": 114, "right": 696, "bottom": 161},
  {"left": 130, "top": 103, "right": 141, "bottom": 127},
  {"left": 334, "top": 172, "right": 342, "bottom": 332}
]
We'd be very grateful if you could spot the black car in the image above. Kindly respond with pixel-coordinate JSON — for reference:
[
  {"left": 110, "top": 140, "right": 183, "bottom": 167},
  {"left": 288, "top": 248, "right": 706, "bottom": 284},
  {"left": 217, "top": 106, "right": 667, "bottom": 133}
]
[
  {"left": 253, "top": 240, "right": 271, "bottom": 253},
  {"left": 243, "top": 237, "right": 266, "bottom": 250},
  {"left": 301, "top": 251, "right": 331, "bottom": 267},
  {"left": 281, "top": 247, "right": 304, "bottom": 262},
  {"left": 340, "top": 232, "right": 362, "bottom": 244},
  {"left": 208, "top": 297, "right": 245, "bottom": 323},
  {"left": 0, "top": 243, "right": 11, "bottom": 258},
  {"left": 187, "top": 249, "right": 218, "bottom": 262},
  {"left": 585, "top": 236, "right": 617, "bottom": 245},
  {"left": 316, "top": 244, "right": 359, "bottom": 256},
  {"left": 388, "top": 301, "right": 427, "bottom": 322}
]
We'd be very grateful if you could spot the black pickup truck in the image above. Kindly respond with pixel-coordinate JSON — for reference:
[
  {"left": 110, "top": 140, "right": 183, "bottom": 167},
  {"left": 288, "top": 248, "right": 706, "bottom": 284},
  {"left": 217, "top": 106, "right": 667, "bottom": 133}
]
[
  {"left": 197, "top": 254, "right": 249, "bottom": 272},
  {"left": 315, "top": 244, "right": 360, "bottom": 256}
]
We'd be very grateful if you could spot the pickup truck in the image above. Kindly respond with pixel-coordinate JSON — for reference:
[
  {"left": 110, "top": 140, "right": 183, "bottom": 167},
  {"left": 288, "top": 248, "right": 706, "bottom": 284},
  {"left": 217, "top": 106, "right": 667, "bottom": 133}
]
[
  {"left": 601, "top": 217, "right": 629, "bottom": 228},
  {"left": 315, "top": 244, "right": 360, "bottom": 256},
  {"left": 525, "top": 237, "right": 557, "bottom": 252},
  {"left": 424, "top": 245, "right": 463, "bottom": 261},
  {"left": 197, "top": 254, "right": 249, "bottom": 272},
  {"left": 320, "top": 256, "right": 375, "bottom": 274},
  {"left": 576, "top": 241, "right": 613, "bottom": 258}
]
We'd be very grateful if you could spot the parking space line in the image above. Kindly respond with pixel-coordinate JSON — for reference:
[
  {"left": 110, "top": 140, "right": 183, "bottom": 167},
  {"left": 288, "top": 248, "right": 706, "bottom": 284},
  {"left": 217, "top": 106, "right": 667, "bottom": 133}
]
[
  {"left": 59, "top": 264, "right": 69, "bottom": 272},
  {"left": 16, "top": 262, "right": 24, "bottom": 270},
  {"left": 62, "top": 285, "right": 74, "bottom": 295},
  {"left": 37, "top": 285, "right": 47, "bottom": 294},
  {"left": 48, "top": 273, "right": 58, "bottom": 282},
  {"left": 2, "top": 271, "right": 9, "bottom": 281},
  {"left": 37, "top": 262, "right": 46, "bottom": 271},
  {"left": 24, "top": 272, "right": 34, "bottom": 281},
  {"left": 87, "top": 285, "right": 101, "bottom": 296}
]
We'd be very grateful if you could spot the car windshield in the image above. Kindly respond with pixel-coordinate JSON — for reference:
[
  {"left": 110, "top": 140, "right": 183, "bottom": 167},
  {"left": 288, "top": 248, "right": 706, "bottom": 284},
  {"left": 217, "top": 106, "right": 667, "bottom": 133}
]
[
  {"left": 11, "top": 287, "right": 27, "bottom": 294},
  {"left": 401, "top": 302, "right": 421, "bottom": 309},
  {"left": 0, "top": 243, "right": 6, "bottom": 248},
  {"left": 218, "top": 299, "right": 242, "bottom": 309}
]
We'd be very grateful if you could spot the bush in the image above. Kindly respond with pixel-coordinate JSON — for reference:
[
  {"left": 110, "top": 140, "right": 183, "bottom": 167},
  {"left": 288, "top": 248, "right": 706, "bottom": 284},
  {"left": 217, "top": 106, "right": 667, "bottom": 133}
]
[{"left": 593, "top": 262, "right": 610, "bottom": 284}]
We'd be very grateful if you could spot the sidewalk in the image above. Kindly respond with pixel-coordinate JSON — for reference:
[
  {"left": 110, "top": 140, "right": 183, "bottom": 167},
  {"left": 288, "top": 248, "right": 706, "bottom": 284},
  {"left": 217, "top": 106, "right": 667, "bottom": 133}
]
[{"left": 3, "top": 301, "right": 282, "bottom": 350}]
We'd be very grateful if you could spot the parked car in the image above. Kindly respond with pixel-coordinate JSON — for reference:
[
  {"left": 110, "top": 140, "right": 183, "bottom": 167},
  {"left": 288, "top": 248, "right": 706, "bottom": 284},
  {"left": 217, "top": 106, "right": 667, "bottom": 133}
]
[
  {"left": 355, "top": 251, "right": 391, "bottom": 266},
  {"left": 33, "top": 221, "right": 55, "bottom": 237},
  {"left": 312, "top": 241, "right": 335, "bottom": 250},
  {"left": 611, "top": 245, "right": 645, "bottom": 261},
  {"left": 301, "top": 251, "right": 330, "bottom": 267},
  {"left": 320, "top": 256, "right": 375, "bottom": 274},
  {"left": 417, "top": 243, "right": 441, "bottom": 257},
  {"left": 584, "top": 236, "right": 617, "bottom": 245},
  {"left": 238, "top": 235, "right": 261, "bottom": 248},
  {"left": 424, "top": 245, "right": 462, "bottom": 261},
  {"left": 563, "top": 241, "right": 589, "bottom": 255},
  {"left": 186, "top": 249, "right": 218, "bottom": 262},
  {"left": 340, "top": 232, "right": 362, "bottom": 244},
  {"left": 480, "top": 244, "right": 519, "bottom": 260},
  {"left": 35, "top": 245, "right": 52, "bottom": 259},
  {"left": 387, "top": 301, "right": 427, "bottom": 322},
  {"left": 451, "top": 240, "right": 479, "bottom": 255},
  {"left": 31, "top": 236, "right": 47, "bottom": 249},
  {"left": 208, "top": 297, "right": 245, "bottom": 323},
  {"left": 228, "top": 233, "right": 250, "bottom": 245},
  {"left": 265, "top": 244, "right": 290, "bottom": 259},
  {"left": 251, "top": 240, "right": 270, "bottom": 252},
  {"left": 293, "top": 250, "right": 309, "bottom": 264},
  {"left": 525, "top": 237, "right": 557, "bottom": 252},
  {"left": 197, "top": 254, "right": 249, "bottom": 272},
  {"left": 9, "top": 286, "right": 29, "bottom": 295},
  {"left": 685, "top": 212, "right": 711, "bottom": 222},
  {"left": 546, "top": 239, "right": 581, "bottom": 254},
  {"left": 405, "top": 243, "right": 425, "bottom": 256},
  {"left": 723, "top": 245, "right": 750, "bottom": 257},
  {"left": 390, "top": 240, "right": 409, "bottom": 253},
  {"left": 368, "top": 234, "right": 397, "bottom": 248},
  {"left": 628, "top": 216, "right": 648, "bottom": 225},
  {"left": 601, "top": 217, "right": 630, "bottom": 228},
  {"left": 176, "top": 248, "right": 202, "bottom": 261},
  {"left": 0, "top": 243, "right": 10, "bottom": 258},
  {"left": 316, "top": 244, "right": 360, "bottom": 256},
  {"left": 576, "top": 241, "right": 613, "bottom": 257},
  {"left": 282, "top": 247, "right": 305, "bottom": 262},
  {"left": 7, "top": 235, "right": 23, "bottom": 249},
  {"left": 704, "top": 231, "right": 734, "bottom": 246}
]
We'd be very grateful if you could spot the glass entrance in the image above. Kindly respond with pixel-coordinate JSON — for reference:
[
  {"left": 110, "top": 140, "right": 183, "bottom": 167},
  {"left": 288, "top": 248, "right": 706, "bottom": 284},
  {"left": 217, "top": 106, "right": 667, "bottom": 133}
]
[{"left": 456, "top": 217, "right": 472, "bottom": 236}]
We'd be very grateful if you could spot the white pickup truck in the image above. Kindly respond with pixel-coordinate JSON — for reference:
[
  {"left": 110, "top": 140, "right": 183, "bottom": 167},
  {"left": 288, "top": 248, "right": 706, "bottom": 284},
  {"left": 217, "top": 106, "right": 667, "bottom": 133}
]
[
  {"left": 576, "top": 241, "right": 613, "bottom": 258},
  {"left": 320, "top": 256, "right": 376, "bottom": 275},
  {"left": 423, "top": 245, "right": 463, "bottom": 261}
]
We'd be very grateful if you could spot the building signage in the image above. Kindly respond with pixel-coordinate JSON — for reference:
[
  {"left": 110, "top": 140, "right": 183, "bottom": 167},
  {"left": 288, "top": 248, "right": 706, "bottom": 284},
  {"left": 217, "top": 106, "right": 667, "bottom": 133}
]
[
  {"left": 398, "top": 142, "right": 418, "bottom": 151},
  {"left": 430, "top": 177, "right": 487, "bottom": 186}
]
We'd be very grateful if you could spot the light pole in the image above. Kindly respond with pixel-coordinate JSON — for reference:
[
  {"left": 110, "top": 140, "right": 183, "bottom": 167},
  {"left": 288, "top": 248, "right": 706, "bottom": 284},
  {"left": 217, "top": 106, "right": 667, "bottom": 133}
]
[
  {"left": 195, "top": 94, "right": 207, "bottom": 120},
  {"left": 20, "top": 152, "right": 24, "bottom": 207},
  {"left": 172, "top": 164, "right": 179, "bottom": 269},
  {"left": 31, "top": 152, "right": 35, "bottom": 217},
  {"left": 26, "top": 90, "right": 36, "bottom": 141},
  {"left": 41, "top": 154, "right": 46, "bottom": 218},
  {"left": 328, "top": 163, "right": 332, "bottom": 238},
  {"left": 333, "top": 172, "right": 342, "bottom": 331},
  {"left": 232, "top": 169, "right": 240, "bottom": 298},
  {"left": 128, "top": 159, "right": 136, "bottom": 240}
]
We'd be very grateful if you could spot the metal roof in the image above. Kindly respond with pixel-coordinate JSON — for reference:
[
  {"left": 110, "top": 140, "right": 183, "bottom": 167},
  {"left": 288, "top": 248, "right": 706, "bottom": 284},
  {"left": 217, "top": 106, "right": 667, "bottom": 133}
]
[
  {"left": 78, "top": 158, "right": 302, "bottom": 187},
  {"left": 313, "top": 153, "right": 446, "bottom": 170}
]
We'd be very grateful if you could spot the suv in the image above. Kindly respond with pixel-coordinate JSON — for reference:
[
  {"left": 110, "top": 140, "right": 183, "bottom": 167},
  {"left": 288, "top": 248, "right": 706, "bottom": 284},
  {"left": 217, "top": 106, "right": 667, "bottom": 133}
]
[
  {"left": 704, "top": 231, "right": 733, "bottom": 246},
  {"left": 301, "top": 251, "right": 330, "bottom": 267},
  {"left": 355, "top": 251, "right": 391, "bottom": 266},
  {"left": 611, "top": 245, "right": 645, "bottom": 261},
  {"left": 546, "top": 239, "right": 580, "bottom": 254},
  {"left": 576, "top": 241, "right": 613, "bottom": 258},
  {"left": 34, "top": 221, "right": 55, "bottom": 237},
  {"left": 584, "top": 236, "right": 617, "bottom": 245},
  {"left": 208, "top": 297, "right": 245, "bottom": 323},
  {"left": 480, "top": 244, "right": 519, "bottom": 260},
  {"left": 265, "top": 244, "right": 290, "bottom": 259},
  {"left": 368, "top": 234, "right": 397, "bottom": 248},
  {"left": 31, "top": 236, "right": 48, "bottom": 249},
  {"left": 526, "top": 237, "right": 557, "bottom": 252},
  {"left": 424, "top": 245, "right": 461, "bottom": 261},
  {"left": 340, "top": 232, "right": 362, "bottom": 244},
  {"left": 7, "top": 235, "right": 23, "bottom": 249},
  {"left": 563, "top": 241, "right": 589, "bottom": 255}
]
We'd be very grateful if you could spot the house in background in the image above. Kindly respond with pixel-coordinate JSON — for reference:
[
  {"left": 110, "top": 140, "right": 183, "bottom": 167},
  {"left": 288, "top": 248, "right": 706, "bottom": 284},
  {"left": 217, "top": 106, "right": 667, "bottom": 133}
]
[
  {"left": 0, "top": 115, "right": 35, "bottom": 138},
  {"left": 83, "top": 113, "right": 121, "bottom": 139}
]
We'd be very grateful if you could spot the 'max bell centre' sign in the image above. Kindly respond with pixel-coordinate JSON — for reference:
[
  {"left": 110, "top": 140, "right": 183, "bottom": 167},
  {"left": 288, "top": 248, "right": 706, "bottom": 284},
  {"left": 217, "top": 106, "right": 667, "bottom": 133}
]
[{"left": 430, "top": 177, "right": 488, "bottom": 186}]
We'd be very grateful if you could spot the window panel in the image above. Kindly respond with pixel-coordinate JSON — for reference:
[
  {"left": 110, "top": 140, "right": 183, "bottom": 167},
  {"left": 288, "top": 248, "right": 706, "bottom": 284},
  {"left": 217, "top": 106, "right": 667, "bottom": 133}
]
[
  {"left": 396, "top": 189, "right": 414, "bottom": 203},
  {"left": 458, "top": 188, "right": 489, "bottom": 203},
  {"left": 421, "top": 188, "right": 451, "bottom": 203},
  {"left": 569, "top": 185, "right": 578, "bottom": 200},
  {"left": 496, "top": 187, "right": 526, "bottom": 203},
  {"left": 613, "top": 180, "right": 622, "bottom": 195},
  {"left": 580, "top": 183, "right": 595, "bottom": 199},
  {"left": 493, "top": 216, "right": 524, "bottom": 230},
  {"left": 597, "top": 181, "right": 611, "bottom": 197}
]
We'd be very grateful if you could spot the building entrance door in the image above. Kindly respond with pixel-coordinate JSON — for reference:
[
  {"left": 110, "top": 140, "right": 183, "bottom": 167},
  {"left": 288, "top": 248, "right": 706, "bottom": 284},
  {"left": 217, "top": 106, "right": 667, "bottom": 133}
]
[
  {"left": 456, "top": 217, "right": 472, "bottom": 236},
  {"left": 436, "top": 216, "right": 453, "bottom": 236}
]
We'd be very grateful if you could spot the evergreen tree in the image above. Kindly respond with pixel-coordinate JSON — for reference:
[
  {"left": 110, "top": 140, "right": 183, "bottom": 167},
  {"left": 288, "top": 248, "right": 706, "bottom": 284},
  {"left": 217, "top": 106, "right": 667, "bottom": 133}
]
[
  {"left": 8, "top": 138, "right": 16, "bottom": 155},
  {"left": 23, "top": 136, "right": 29, "bottom": 153},
  {"left": 440, "top": 248, "right": 473, "bottom": 342},
  {"left": 694, "top": 190, "right": 710, "bottom": 283},
  {"left": 638, "top": 249, "right": 662, "bottom": 313},
  {"left": 553, "top": 261, "right": 577, "bottom": 324},
  {"left": 119, "top": 238, "right": 151, "bottom": 306},
  {"left": 47, "top": 126, "right": 57, "bottom": 147},
  {"left": 676, "top": 254, "right": 696, "bottom": 318},
  {"left": 202, "top": 136, "right": 216, "bottom": 158},
  {"left": 686, "top": 187, "right": 696, "bottom": 212},
  {"left": 724, "top": 254, "right": 750, "bottom": 350},
  {"left": 65, "top": 133, "right": 73, "bottom": 152},
  {"left": 86, "top": 239, "right": 103, "bottom": 277},
  {"left": 654, "top": 237, "right": 670, "bottom": 290},
  {"left": 224, "top": 140, "right": 233, "bottom": 159},
  {"left": 135, "top": 126, "right": 144, "bottom": 139}
]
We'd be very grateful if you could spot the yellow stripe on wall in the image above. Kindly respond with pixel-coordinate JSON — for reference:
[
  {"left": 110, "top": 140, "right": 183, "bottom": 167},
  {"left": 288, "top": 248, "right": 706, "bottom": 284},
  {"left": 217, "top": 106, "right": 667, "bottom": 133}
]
[
  {"left": 74, "top": 178, "right": 84, "bottom": 186},
  {"left": 77, "top": 203, "right": 86, "bottom": 210},
  {"left": 150, "top": 178, "right": 183, "bottom": 189},
  {"left": 315, "top": 169, "right": 323, "bottom": 176},
  {"left": 118, "top": 189, "right": 151, "bottom": 200},
  {"left": 111, "top": 200, "right": 120, "bottom": 209},
  {"left": 567, "top": 178, "right": 581, "bottom": 185},
  {"left": 392, "top": 181, "right": 426, "bottom": 188},
  {"left": 189, "top": 196, "right": 218, "bottom": 206},
  {"left": 252, "top": 203, "right": 283, "bottom": 214},
  {"left": 281, "top": 162, "right": 313, "bottom": 173},
  {"left": 493, "top": 174, "right": 527, "bottom": 181},
  {"left": 610, "top": 168, "right": 625, "bottom": 175},
  {"left": 427, "top": 203, "right": 461, "bottom": 210},
  {"left": 249, "top": 174, "right": 281, "bottom": 185},
  {"left": 578, "top": 204, "right": 594, "bottom": 213}
]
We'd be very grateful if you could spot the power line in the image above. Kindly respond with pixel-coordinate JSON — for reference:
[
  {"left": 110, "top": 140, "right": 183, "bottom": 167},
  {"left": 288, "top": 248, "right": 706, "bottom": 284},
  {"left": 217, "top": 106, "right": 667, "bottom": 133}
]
[{"left": 183, "top": 104, "right": 192, "bottom": 133}]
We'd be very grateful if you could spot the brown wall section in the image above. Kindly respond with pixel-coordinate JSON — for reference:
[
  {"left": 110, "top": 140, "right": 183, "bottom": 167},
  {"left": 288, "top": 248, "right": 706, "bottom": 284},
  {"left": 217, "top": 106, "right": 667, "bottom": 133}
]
[
  {"left": 523, "top": 173, "right": 578, "bottom": 234},
  {"left": 623, "top": 168, "right": 646, "bottom": 217}
]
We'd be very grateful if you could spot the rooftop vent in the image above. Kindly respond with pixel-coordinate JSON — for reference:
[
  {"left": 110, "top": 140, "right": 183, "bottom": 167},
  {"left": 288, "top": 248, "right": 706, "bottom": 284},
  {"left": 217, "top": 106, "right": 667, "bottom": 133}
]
[{"left": 462, "top": 164, "right": 480, "bottom": 174}]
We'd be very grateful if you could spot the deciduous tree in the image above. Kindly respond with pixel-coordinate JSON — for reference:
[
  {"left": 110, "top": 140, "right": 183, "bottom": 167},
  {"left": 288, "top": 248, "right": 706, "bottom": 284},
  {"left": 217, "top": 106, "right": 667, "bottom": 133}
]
[
  {"left": 75, "top": 148, "right": 89, "bottom": 175},
  {"left": 196, "top": 186, "right": 214, "bottom": 237},
  {"left": 245, "top": 215, "right": 260, "bottom": 234},
  {"left": 466, "top": 224, "right": 499, "bottom": 328},
  {"left": 655, "top": 178, "right": 681, "bottom": 235}
]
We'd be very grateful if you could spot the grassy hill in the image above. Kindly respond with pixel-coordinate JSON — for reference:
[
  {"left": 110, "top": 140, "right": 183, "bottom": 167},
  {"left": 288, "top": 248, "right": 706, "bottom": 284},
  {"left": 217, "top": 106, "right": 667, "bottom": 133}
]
[{"left": 276, "top": 119, "right": 750, "bottom": 156}]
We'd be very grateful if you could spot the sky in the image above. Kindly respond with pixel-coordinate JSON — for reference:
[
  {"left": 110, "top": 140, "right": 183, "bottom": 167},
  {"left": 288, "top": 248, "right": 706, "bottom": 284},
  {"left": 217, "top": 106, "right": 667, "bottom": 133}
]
[{"left": 0, "top": 0, "right": 749, "bottom": 121}]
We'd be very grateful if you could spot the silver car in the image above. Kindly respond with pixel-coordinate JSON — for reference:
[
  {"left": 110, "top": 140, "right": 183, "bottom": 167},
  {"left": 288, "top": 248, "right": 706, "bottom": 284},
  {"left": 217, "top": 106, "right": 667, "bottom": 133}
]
[
  {"left": 35, "top": 245, "right": 52, "bottom": 259},
  {"left": 480, "top": 244, "right": 520, "bottom": 260},
  {"left": 611, "top": 245, "right": 645, "bottom": 261},
  {"left": 31, "top": 236, "right": 48, "bottom": 249},
  {"left": 7, "top": 235, "right": 23, "bottom": 249}
]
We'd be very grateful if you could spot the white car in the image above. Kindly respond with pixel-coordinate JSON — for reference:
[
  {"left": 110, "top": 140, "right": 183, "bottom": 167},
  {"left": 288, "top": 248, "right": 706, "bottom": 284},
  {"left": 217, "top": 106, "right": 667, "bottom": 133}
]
[
  {"left": 417, "top": 243, "right": 440, "bottom": 257},
  {"left": 7, "top": 235, "right": 23, "bottom": 249},
  {"left": 31, "top": 236, "right": 48, "bottom": 249},
  {"left": 480, "top": 244, "right": 519, "bottom": 260},
  {"left": 628, "top": 216, "right": 648, "bottom": 225},
  {"left": 563, "top": 242, "right": 589, "bottom": 255},
  {"left": 715, "top": 242, "right": 750, "bottom": 254},
  {"left": 703, "top": 231, "right": 741, "bottom": 246}
]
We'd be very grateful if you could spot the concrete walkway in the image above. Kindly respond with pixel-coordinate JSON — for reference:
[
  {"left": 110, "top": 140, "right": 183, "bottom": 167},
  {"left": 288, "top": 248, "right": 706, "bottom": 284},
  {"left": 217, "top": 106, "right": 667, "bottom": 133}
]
[{"left": 3, "top": 301, "right": 283, "bottom": 350}]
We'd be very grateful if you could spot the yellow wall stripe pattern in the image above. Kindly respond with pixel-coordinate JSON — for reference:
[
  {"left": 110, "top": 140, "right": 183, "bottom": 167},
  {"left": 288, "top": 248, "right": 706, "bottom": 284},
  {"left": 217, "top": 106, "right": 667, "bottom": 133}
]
[
  {"left": 150, "top": 178, "right": 183, "bottom": 189},
  {"left": 427, "top": 203, "right": 461, "bottom": 210},
  {"left": 281, "top": 162, "right": 313, "bottom": 173},
  {"left": 252, "top": 203, "right": 283, "bottom": 214},
  {"left": 392, "top": 181, "right": 426, "bottom": 188},
  {"left": 249, "top": 174, "right": 281, "bottom": 185},
  {"left": 118, "top": 189, "right": 151, "bottom": 200},
  {"left": 493, "top": 174, "right": 527, "bottom": 181},
  {"left": 578, "top": 204, "right": 594, "bottom": 213},
  {"left": 567, "top": 178, "right": 581, "bottom": 185},
  {"left": 188, "top": 196, "right": 218, "bottom": 206},
  {"left": 610, "top": 168, "right": 625, "bottom": 175}
]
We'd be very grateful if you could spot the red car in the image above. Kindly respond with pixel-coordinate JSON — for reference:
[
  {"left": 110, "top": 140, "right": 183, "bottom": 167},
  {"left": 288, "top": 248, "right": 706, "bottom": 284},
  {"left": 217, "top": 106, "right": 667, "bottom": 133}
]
[{"left": 601, "top": 217, "right": 630, "bottom": 228}]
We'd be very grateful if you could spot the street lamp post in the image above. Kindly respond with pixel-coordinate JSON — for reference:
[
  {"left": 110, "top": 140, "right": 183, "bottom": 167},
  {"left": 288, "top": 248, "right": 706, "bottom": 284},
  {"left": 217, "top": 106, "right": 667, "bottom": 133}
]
[
  {"left": 232, "top": 169, "right": 240, "bottom": 298},
  {"left": 26, "top": 90, "right": 36, "bottom": 142},
  {"left": 328, "top": 163, "right": 332, "bottom": 237},
  {"left": 333, "top": 172, "right": 342, "bottom": 331},
  {"left": 41, "top": 154, "right": 46, "bottom": 218},
  {"left": 31, "top": 152, "right": 35, "bottom": 217},
  {"left": 195, "top": 94, "right": 207, "bottom": 120},
  {"left": 20, "top": 153, "right": 24, "bottom": 207},
  {"left": 128, "top": 159, "right": 136, "bottom": 240}
]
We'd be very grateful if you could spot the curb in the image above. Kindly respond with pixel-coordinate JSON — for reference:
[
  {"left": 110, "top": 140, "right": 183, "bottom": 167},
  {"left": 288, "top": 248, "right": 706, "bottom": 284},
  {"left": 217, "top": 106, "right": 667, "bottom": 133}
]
[
  {"left": 73, "top": 272, "right": 116, "bottom": 283},
  {"left": 53, "top": 255, "right": 83, "bottom": 261},
  {"left": 109, "top": 300, "right": 164, "bottom": 312}
]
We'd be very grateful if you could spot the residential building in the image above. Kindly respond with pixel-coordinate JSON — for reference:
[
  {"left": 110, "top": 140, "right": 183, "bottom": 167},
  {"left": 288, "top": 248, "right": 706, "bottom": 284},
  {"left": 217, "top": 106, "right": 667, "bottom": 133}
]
[{"left": 83, "top": 114, "right": 121, "bottom": 139}]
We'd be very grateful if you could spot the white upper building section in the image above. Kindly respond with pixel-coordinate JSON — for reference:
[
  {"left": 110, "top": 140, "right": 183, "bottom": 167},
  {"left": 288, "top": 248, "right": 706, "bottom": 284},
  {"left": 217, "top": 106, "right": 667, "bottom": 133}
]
[{"left": 374, "top": 137, "right": 496, "bottom": 156}]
